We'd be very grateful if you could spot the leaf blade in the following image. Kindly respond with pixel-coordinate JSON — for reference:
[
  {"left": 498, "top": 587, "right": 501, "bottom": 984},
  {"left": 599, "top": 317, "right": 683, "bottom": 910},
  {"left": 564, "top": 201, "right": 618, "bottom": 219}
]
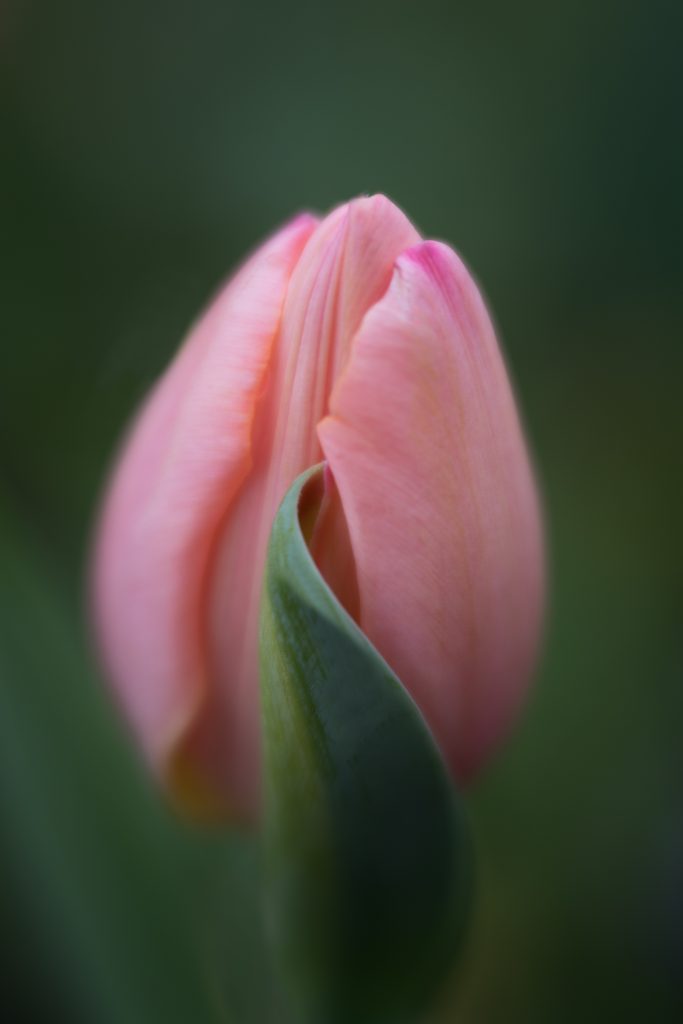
[{"left": 260, "top": 464, "right": 471, "bottom": 1024}]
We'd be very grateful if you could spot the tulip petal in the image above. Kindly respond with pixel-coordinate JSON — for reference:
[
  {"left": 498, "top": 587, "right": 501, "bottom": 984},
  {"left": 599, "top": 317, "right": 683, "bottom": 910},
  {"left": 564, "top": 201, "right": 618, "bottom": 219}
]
[
  {"left": 319, "top": 241, "right": 544, "bottom": 781},
  {"left": 93, "top": 214, "right": 317, "bottom": 816},
  {"left": 205, "top": 196, "right": 419, "bottom": 817}
]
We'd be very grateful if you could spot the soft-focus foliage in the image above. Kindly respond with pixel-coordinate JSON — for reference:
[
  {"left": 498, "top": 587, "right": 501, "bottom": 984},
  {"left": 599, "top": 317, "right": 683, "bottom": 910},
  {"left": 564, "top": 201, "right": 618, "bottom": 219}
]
[{"left": 1, "top": 1, "right": 682, "bottom": 1021}]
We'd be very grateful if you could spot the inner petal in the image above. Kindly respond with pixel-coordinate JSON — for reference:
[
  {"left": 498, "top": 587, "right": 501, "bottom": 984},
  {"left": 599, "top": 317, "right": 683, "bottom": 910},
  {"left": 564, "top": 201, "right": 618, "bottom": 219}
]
[{"left": 201, "top": 195, "right": 420, "bottom": 820}]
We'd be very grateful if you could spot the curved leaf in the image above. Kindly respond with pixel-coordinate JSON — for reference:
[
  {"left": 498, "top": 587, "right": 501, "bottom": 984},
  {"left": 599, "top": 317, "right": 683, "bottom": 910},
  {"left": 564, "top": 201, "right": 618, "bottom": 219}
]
[{"left": 259, "top": 464, "right": 471, "bottom": 1024}]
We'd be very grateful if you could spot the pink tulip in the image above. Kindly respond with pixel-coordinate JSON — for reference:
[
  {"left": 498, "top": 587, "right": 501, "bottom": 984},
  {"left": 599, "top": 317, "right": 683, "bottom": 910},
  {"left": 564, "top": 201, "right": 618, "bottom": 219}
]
[{"left": 93, "top": 195, "right": 544, "bottom": 822}]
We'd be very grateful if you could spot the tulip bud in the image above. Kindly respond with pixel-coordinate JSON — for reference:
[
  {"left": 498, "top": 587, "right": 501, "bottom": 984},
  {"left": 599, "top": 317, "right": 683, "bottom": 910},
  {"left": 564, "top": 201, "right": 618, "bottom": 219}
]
[{"left": 93, "top": 195, "right": 543, "bottom": 822}]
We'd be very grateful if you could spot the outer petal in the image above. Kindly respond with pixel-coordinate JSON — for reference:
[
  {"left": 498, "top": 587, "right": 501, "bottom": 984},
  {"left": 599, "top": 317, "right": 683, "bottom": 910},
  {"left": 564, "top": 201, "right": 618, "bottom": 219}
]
[
  {"left": 319, "top": 241, "right": 544, "bottom": 781},
  {"left": 92, "top": 214, "right": 317, "bottom": 816}
]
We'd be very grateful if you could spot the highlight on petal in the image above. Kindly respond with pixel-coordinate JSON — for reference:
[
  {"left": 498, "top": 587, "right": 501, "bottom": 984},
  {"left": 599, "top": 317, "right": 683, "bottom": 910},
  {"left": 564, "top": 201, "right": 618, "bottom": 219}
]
[
  {"left": 319, "top": 240, "right": 544, "bottom": 782},
  {"left": 92, "top": 213, "right": 317, "bottom": 818}
]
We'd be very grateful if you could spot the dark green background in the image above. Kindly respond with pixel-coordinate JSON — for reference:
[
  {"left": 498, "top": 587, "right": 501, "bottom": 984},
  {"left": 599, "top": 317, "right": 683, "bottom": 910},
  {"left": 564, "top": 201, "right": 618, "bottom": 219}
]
[{"left": 1, "top": 2, "right": 681, "bottom": 1021}]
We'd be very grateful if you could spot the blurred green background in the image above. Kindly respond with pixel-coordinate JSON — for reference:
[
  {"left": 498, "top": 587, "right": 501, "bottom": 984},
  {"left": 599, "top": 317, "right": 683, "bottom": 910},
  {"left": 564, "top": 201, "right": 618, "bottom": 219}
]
[{"left": 1, "top": 1, "right": 682, "bottom": 1021}]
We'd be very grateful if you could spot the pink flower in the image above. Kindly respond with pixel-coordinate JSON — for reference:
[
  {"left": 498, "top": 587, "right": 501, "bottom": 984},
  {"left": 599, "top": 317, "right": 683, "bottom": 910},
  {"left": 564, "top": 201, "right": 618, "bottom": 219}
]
[{"left": 93, "top": 195, "right": 544, "bottom": 821}]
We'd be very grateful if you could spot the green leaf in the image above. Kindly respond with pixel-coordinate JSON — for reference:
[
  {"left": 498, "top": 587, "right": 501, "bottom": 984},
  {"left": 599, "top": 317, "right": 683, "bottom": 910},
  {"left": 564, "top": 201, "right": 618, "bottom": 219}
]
[
  {"left": 260, "top": 465, "right": 472, "bottom": 1024},
  {"left": 0, "top": 489, "right": 223, "bottom": 1024}
]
